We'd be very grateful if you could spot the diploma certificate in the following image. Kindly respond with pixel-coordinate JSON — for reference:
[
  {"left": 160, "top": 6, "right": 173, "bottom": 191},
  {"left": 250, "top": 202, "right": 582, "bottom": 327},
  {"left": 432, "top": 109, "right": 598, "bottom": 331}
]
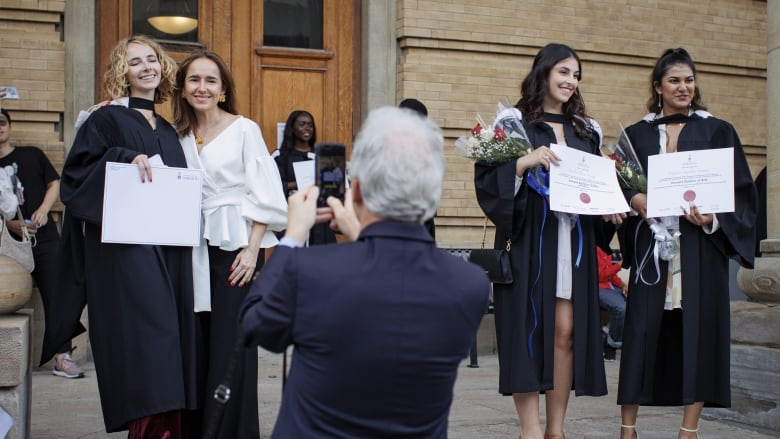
[
  {"left": 646, "top": 148, "right": 734, "bottom": 218},
  {"left": 102, "top": 162, "right": 203, "bottom": 246},
  {"left": 549, "top": 144, "right": 630, "bottom": 215}
]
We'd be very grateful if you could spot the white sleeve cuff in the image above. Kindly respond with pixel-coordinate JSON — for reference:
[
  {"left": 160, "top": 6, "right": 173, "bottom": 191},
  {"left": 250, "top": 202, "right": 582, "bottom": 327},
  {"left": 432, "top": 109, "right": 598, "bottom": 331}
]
[
  {"left": 514, "top": 175, "right": 524, "bottom": 196},
  {"left": 702, "top": 213, "right": 720, "bottom": 234}
]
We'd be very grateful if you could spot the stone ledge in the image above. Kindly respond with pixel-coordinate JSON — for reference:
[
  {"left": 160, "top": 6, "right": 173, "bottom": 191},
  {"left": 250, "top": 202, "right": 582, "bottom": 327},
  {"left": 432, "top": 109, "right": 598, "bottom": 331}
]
[
  {"left": 709, "top": 344, "right": 780, "bottom": 432},
  {"left": 0, "top": 313, "right": 31, "bottom": 387},
  {"left": 731, "top": 301, "right": 780, "bottom": 348}
]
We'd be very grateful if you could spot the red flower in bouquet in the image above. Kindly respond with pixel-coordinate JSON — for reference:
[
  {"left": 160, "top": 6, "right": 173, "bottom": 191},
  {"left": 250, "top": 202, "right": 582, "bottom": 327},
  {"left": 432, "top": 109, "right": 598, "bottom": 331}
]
[
  {"left": 455, "top": 99, "right": 533, "bottom": 166},
  {"left": 601, "top": 124, "right": 647, "bottom": 192}
]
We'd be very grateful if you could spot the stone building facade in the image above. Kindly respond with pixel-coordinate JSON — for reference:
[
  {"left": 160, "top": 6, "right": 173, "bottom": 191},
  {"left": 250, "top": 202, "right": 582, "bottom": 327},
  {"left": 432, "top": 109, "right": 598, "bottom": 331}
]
[
  {"left": 0, "top": 0, "right": 768, "bottom": 248},
  {"left": 1, "top": 0, "right": 777, "bottom": 433}
]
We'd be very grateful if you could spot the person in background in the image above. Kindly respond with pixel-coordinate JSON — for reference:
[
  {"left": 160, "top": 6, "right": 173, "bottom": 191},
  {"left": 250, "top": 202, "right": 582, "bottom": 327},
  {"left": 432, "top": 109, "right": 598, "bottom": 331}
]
[
  {"left": 53, "top": 35, "right": 204, "bottom": 437},
  {"left": 240, "top": 106, "right": 490, "bottom": 438},
  {"left": 754, "top": 166, "right": 766, "bottom": 258},
  {"left": 617, "top": 48, "right": 757, "bottom": 439},
  {"left": 596, "top": 245, "right": 627, "bottom": 362},
  {"left": 0, "top": 108, "right": 85, "bottom": 379},
  {"left": 399, "top": 98, "right": 436, "bottom": 240},
  {"left": 474, "top": 43, "right": 622, "bottom": 439},
  {"left": 173, "top": 49, "right": 287, "bottom": 439},
  {"left": 274, "top": 109, "right": 337, "bottom": 245}
]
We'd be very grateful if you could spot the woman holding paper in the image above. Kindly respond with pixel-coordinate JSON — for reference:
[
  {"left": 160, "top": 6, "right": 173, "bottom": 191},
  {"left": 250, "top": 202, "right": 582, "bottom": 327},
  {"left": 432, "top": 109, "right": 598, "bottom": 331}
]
[
  {"left": 474, "top": 43, "right": 619, "bottom": 439},
  {"left": 617, "top": 48, "right": 757, "bottom": 439},
  {"left": 274, "top": 110, "right": 337, "bottom": 245},
  {"left": 56, "top": 35, "right": 204, "bottom": 437},
  {"left": 173, "top": 49, "right": 287, "bottom": 439}
]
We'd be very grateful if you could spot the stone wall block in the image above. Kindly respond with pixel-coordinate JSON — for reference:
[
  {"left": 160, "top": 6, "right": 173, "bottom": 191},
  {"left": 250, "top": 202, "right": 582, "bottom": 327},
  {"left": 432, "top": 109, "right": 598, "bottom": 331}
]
[
  {"left": 0, "top": 314, "right": 30, "bottom": 387},
  {"left": 709, "top": 344, "right": 780, "bottom": 432},
  {"left": 730, "top": 301, "right": 780, "bottom": 348}
]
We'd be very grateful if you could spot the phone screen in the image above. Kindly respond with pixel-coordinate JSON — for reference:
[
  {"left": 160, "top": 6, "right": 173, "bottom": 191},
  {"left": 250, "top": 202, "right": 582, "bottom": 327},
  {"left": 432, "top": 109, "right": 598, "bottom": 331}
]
[{"left": 315, "top": 143, "right": 346, "bottom": 206}]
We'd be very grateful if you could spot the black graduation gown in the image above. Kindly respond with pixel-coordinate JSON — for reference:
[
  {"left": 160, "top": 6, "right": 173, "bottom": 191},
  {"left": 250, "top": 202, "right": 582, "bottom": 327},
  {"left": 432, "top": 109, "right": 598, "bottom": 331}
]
[
  {"left": 617, "top": 114, "right": 757, "bottom": 407},
  {"left": 474, "top": 118, "right": 608, "bottom": 397},
  {"left": 51, "top": 105, "right": 204, "bottom": 432},
  {"left": 274, "top": 148, "right": 337, "bottom": 245}
]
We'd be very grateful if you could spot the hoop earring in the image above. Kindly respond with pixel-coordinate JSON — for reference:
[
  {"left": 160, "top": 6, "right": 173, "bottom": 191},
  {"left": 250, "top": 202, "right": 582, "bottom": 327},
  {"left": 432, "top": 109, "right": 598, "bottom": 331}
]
[
  {"left": 657, "top": 94, "right": 663, "bottom": 111},
  {"left": 219, "top": 94, "right": 226, "bottom": 103}
]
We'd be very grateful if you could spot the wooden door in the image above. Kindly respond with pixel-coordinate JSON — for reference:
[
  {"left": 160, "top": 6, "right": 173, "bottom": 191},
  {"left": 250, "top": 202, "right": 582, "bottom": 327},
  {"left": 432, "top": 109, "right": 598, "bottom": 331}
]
[
  {"left": 96, "top": 0, "right": 360, "bottom": 155},
  {"left": 253, "top": 0, "right": 358, "bottom": 154}
]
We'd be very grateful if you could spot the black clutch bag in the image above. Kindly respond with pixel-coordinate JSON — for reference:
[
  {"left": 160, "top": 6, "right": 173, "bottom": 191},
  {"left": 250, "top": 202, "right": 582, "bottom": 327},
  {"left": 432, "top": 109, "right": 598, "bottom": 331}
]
[{"left": 468, "top": 217, "right": 513, "bottom": 284}]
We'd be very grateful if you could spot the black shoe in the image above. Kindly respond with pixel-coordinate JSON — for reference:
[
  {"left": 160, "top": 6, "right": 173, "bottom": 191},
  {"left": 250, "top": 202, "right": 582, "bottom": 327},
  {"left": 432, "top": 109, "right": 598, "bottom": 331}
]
[{"left": 603, "top": 336, "right": 617, "bottom": 361}]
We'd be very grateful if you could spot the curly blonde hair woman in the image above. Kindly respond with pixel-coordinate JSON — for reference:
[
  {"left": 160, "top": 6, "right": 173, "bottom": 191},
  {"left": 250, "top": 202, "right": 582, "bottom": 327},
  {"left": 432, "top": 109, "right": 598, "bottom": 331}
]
[{"left": 102, "top": 35, "right": 177, "bottom": 103}]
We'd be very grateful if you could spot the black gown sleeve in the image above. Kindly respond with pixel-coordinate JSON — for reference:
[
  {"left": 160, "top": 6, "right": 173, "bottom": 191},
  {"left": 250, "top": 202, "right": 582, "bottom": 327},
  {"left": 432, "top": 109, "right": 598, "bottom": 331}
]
[
  {"left": 60, "top": 110, "right": 143, "bottom": 224},
  {"left": 708, "top": 122, "right": 757, "bottom": 268},
  {"left": 474, "top": 161, "right": 522, "bottom": 245}
]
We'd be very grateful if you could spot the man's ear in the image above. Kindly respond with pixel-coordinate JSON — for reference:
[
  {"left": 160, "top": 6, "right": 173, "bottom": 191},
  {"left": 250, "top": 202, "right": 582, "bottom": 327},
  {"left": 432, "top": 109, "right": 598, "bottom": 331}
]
[{"left": 351, "top": 180, "right": 362, "bottom": 205}]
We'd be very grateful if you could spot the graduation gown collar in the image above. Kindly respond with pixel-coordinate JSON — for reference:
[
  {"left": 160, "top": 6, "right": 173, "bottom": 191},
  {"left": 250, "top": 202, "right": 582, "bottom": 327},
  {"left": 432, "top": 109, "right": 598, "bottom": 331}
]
[{"left": 641, "top": 109, "right": 713, "bottom": 124}]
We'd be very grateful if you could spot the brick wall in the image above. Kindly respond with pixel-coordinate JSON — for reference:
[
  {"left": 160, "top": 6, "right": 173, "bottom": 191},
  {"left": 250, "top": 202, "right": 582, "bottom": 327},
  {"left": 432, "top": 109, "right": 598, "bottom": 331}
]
[
  {"left": 0, "top": 2, "right": 66, "bottom": 174},
  {"left": 396, "top": 0, "right": 767, "bottom": 248}
]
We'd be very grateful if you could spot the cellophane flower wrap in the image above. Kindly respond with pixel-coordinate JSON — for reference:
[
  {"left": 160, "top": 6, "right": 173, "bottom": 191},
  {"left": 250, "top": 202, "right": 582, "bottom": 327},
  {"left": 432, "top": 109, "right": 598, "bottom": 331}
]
[
  {"left": 602, "top": 125, "right": 679, "bottom": 267},
  {"left": 455, "top": 98, "right": 533, "bottom": 165},
  {"left": 600, "top": 124, "right": 647, "bottom": 193}
]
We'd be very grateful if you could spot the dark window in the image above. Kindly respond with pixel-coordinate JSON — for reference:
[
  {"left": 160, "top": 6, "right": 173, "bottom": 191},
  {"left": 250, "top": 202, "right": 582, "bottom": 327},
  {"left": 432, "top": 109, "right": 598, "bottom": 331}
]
[
  {"left": 133, "top": 0, "right": 199, "bottom": 43},
  {"left": 263, "top": 0, "right": 323, "bottom": 49}
]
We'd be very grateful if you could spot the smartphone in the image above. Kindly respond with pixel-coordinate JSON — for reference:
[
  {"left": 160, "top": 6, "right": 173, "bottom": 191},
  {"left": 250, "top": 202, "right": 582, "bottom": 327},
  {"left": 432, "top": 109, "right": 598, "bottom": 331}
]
[{"left": 314, "top": 143, "right": 346, "bottom": 206}]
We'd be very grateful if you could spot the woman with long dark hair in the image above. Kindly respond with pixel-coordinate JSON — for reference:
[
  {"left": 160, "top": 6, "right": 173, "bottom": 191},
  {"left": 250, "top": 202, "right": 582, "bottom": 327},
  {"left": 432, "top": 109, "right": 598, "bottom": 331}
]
[
  {"left": 616, "top": 48, "right": 756, "bottom": 439},
  {"left": 475, "top": 43, "right": 619, "bottom": 439},
  {"left": 274, "top": 109, "right": 337, "bottom": 245}
]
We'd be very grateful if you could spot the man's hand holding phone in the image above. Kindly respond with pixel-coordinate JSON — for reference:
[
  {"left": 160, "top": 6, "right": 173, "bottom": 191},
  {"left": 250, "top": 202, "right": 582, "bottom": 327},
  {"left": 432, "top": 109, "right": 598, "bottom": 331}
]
[
  {"left": 326, "top": 188, "right": 359, "bottom": 241},
  {"left": 284, "top": 186, "right": 360, "bottom": 243}
]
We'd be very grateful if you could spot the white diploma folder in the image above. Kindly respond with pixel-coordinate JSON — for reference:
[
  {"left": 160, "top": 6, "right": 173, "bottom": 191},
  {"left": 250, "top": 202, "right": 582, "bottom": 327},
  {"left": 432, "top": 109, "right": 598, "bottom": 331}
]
[
  {"left": 646, "top": 148, "right": 734, "bottom": 218},
  {"left": 102, "top": 162, "right": 203, "bottom": 246}
]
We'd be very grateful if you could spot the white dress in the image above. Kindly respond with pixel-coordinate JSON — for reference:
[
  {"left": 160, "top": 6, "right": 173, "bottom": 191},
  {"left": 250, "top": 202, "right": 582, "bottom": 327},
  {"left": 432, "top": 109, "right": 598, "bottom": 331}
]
[{"left": 181, "top": 116, "right": 288, "bottom": 311}]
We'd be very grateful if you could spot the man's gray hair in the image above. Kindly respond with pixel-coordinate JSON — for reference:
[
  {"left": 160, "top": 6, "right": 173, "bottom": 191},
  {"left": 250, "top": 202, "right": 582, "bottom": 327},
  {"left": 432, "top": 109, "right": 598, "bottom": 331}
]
[{"left": 349, "top": 106, "right": 444, "bottom": 223}]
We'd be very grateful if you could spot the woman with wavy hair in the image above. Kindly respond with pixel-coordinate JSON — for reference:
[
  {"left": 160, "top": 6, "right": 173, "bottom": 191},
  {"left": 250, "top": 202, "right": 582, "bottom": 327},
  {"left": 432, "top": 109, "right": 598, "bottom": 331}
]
[
  {"left": 54, "top": 35, "right": 205, "bottom": 438},
  {"left": 475, "top": 43, "right": 619, "bottom": 439}
]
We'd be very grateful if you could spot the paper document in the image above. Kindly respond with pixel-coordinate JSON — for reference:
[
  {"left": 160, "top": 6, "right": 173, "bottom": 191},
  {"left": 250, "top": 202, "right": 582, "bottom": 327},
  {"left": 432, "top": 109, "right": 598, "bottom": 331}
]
[
  {"left": 102, "top": 162, "right": 203, "bottom": 246},
  {"left": 293, "top": 159, "right": 315, "bottom": 190},
  {"left": 549, "top": 144, "right": 630, "bottom": 215},
  {"left": 0, "top": 405, "right": 13, "bottom": 439},
  {"left": 646, "top": 148, "right": 734, "bottom": 217}
]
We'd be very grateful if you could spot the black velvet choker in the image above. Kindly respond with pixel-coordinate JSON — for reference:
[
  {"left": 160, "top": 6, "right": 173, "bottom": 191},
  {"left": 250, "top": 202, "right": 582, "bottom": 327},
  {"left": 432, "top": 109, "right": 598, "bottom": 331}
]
[
  {"left": 128, "top": 97, "right": 155, "bottom": 112},
  {"left": 651, "top": 113, "right": 692, "bottom": 126},
  {"left": 542, "top": 112, "right": 567, "bottom": 124}
]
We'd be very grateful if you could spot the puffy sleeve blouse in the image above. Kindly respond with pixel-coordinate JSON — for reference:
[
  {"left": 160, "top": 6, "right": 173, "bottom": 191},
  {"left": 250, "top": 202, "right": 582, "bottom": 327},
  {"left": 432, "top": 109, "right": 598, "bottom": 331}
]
[{"left": 181, "top": 116, "right": 288, "bottom": 311}]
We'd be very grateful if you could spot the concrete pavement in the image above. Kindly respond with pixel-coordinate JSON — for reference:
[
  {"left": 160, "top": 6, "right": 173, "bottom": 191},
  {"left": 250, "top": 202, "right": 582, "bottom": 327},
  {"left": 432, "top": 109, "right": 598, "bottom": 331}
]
[{"left": 30, "top": 349, "right": 777, "bottom": 438}]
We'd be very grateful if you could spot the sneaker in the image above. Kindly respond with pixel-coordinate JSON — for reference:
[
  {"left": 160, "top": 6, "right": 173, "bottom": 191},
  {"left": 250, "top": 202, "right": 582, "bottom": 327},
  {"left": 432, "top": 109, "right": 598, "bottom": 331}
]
[{"left": 53, "top": 352, "right": 85, "bottom": 379}]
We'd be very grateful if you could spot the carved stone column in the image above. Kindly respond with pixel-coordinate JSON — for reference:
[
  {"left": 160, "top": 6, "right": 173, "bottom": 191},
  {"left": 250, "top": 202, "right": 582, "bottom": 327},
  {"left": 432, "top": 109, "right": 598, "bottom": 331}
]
[{"left": 715, "top": 1, "right": 780, "bottom": 432}]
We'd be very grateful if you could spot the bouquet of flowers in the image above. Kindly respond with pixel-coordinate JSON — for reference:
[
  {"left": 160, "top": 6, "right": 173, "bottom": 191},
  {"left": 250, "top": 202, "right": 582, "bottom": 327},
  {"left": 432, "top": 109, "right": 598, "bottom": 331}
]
[
  {"left": 602, "top": 125, "right": 680, "bottom": 263},
  {"left": 600, "top": 124, "right": 646, "bottom": 192},
  {"left": 455, "top": 98, "right": 533, "bottom": 165}
]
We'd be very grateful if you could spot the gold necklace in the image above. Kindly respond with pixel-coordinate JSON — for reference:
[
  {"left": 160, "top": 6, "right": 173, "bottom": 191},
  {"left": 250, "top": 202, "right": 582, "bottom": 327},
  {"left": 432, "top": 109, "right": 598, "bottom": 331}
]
[{"left": 194, "top": 117, "right": 221, "bottom": 145}]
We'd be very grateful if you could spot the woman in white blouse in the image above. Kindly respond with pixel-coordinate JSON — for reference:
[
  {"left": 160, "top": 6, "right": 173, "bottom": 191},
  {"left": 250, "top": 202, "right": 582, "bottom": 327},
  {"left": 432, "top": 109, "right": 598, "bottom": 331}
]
[{"left": 173, "top": 49, "right": 287, "bottom": 439}]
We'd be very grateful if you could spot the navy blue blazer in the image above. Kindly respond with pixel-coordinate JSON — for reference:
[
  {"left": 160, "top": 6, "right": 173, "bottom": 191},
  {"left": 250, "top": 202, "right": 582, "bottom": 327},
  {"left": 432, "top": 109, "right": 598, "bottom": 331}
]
[{"left": 240, "top": 221, "right": 490, "bottom": 438}]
